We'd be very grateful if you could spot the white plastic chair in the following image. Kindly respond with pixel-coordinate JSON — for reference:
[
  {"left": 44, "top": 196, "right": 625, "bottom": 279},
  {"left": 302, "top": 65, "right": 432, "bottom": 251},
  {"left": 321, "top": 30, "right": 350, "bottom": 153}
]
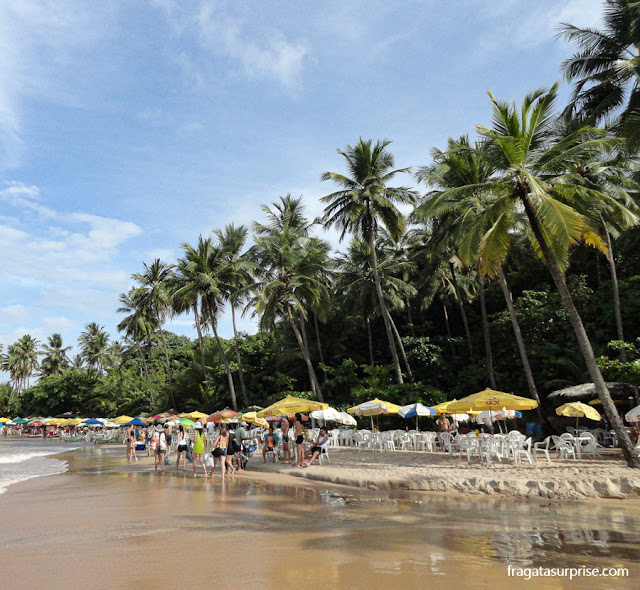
[
  {"left": 513, "top": 437, "right": 534, "bottom": 464},
  {"left": 533, "top": 436, "right": 552, "bottom": 463}
]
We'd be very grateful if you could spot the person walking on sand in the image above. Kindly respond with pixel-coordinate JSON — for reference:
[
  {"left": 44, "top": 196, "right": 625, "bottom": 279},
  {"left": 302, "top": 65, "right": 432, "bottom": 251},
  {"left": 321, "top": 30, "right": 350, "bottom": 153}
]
[
  {"left": 293, "top": 413, "right": 305, "bottom": 468},
  {"left": 129, "top": 426, "right": 138, "bottom": 462},
  {"left": 211, "top": 427, "right": 230, "bottom": 480},
  {"left": 192, "top": 422, "right": 208, "bottom": 478},
  {"left": 234, "top": 421, "right": 249, "bottom": 471},
  {"left": 153, "top": 424, "right": 168, "bottom": 473},
  {"left": 281, "top": 415, "right": 291, "bottom": 463},
  {"left": 225, "top": 428, "right": 238, "bottom": 476},
  {"left": 175, "top": 425, "right": 190, "bottom": 471},
  {"left": 302, "top": 427, "right": 329, "bottom": 467},
  {"left": 125, "top": 424, "right": 135, "bottom": 462}
]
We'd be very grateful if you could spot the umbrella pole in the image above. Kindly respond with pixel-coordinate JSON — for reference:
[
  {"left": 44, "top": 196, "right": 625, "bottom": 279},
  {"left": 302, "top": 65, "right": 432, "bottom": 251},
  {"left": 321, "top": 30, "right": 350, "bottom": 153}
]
[
  {"left": 416, "top": 416, "right": 419, "bottom": 431},
  {"left": 370, "top": 416, "right": 374, "bottom": 430}
]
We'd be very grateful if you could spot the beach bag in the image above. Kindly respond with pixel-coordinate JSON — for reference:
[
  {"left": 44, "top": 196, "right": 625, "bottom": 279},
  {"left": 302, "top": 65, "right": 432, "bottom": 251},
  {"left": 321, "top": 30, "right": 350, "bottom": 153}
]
[
  {"left": 164, "top": 455, "right": 170, "bottom": 465},
  {"left": 159, "top": 433, "right": 167, "bottom": 452},
  {"left": 204, "top": 453, "right": 214, "bottom": 468}
]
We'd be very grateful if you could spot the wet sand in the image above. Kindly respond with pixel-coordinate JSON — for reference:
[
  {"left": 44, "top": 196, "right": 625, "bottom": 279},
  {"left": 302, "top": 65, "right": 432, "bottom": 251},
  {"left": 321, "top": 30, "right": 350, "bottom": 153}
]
[{"left": 1, "top": 443, "right": 639, "bottom": 589}]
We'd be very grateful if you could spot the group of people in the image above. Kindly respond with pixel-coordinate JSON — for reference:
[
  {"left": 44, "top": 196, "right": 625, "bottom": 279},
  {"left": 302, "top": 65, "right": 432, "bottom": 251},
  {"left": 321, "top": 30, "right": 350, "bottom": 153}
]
[
  {"left": 262, "top": 413, "right": 330, "bottom": 468},
  {"left": 123, "top": 412, "right": 331, "bottom": 477}
]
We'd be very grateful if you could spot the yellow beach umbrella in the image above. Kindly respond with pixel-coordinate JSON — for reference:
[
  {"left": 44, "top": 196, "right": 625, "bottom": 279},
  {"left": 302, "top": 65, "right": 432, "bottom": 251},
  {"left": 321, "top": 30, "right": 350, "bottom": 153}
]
[
  {"left": 68, "top": 418, "right": 83, "bottom": 426},
  {"left": 112, "top": 415, "right": 134, "bottom": 424},
  {"left": 556, "top": 402, "right": 601, "bottom": 422},
  {"left": 0, "top": 417, "right": 10, "bottom": 423},
  {"left": 445, "top": 388, "right": 538, "bottom": 413},
  {"left": 257, "top": 395, "right": 328, "bottom": 418},
  {"left": 241, "top": 411, "right": 269, "bottom": 429},
  {"left": 185, "top": 411, "right": 208, "bottom": 420},
  {"left": 347, "top": 398, "right": 401, "bottom": 416}
]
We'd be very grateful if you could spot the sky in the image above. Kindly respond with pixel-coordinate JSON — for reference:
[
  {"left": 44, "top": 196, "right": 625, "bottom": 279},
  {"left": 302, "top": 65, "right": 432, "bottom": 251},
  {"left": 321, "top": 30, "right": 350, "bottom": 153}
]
[{"left": 0, "top": 0, "right": 605, "bottom": 356}]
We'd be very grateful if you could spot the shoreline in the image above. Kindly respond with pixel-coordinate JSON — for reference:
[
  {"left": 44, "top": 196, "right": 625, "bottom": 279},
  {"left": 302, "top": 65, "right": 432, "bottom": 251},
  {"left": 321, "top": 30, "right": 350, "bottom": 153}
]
[{"left": 3, "top": 440, "right": 640, "bottom": 503}]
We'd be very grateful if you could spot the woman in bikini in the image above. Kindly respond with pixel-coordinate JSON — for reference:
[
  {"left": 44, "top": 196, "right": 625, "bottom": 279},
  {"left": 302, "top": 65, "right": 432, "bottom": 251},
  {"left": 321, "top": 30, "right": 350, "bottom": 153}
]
[
  {"left": 211, "top": 427, "right": 230, "bottom": 480},
  {"left": 293, "top": 413, "right": 305, "bottom": 468},
  {"left": 175, "top": 424, "right": 189, "bottom": 471}
]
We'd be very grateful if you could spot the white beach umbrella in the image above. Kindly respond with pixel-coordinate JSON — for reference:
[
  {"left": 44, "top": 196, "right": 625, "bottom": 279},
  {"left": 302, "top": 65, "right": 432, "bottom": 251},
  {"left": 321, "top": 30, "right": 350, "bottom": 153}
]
[
  {"left": 625, "top": 405, "right": 640, "bottom": 422},
  {"left": 310, "top": 407, "right": 343, "bottom": 422},
  {"left": 450, "top": 413, "right": 470, "bottom": 422},
  {"left": 337, "top": 412, "right": 357, "bottom": 426}
]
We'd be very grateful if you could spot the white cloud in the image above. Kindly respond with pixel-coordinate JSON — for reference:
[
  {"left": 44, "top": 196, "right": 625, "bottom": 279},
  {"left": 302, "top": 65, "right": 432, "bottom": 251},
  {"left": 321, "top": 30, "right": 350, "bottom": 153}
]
[
  {"left": 154, "top": 0, "right": 308, "bottom": 91},
  {"left": 0, "top": 181, "right": 56, "bottom": 218}
]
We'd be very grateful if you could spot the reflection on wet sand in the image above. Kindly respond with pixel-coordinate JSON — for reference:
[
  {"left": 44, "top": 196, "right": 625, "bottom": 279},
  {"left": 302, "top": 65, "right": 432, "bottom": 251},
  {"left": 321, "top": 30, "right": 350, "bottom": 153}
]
[{"left": 0, "top": 444, "right": 638, "bottom": 589}]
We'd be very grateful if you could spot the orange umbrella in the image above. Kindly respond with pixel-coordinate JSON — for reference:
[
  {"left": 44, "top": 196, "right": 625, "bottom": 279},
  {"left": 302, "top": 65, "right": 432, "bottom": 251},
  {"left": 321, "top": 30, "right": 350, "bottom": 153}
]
[{"left": 207, "top": 409, "right": 240, "bottom": 423}]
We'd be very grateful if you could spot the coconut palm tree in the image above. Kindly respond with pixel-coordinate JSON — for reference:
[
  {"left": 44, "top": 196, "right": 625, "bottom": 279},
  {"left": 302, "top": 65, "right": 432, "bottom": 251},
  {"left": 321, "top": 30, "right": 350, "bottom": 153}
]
[
  {"left": 321, "top": 138, "right": 417, "bottom": 384},
  {"left": 251, "top": 196, "right": 330, "bottom": 399},
  {"left": 215, "top": 223, "right": 255, "bottom": 406},
  {"left": 559, "top": 0, "right": 640, "bottom": 148},
  {"left": 433, "top": 84, "right": 638, "bottom": 466},
  {"left": 3, "top": 335, "right": 39, "bottom": 392},
  {"left": 117, "top": 289, "right": 155, "bottom": 380},
  {"left": 131, "top": 259, "right": 175, "bottom": 386},
  {"left": 78, "top": 323, "right": 110, "bottom": 374},
  {"left": 40, "top": 333, "right": 71, "bottom": 377}
]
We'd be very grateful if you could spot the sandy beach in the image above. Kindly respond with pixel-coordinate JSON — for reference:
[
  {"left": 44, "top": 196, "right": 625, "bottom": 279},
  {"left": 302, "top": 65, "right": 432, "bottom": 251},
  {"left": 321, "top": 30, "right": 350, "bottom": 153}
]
[
  {"left": 0, "top": 442, "right": 639, "bottom": 589},
  {"left": 259, "top": 447, "right": 640, "bottom": 501}
]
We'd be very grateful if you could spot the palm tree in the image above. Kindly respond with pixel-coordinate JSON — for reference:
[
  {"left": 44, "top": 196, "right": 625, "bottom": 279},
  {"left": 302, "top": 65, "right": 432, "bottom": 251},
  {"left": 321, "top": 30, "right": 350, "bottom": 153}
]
[
  {"left": 215, "top": 223, "right": 255, "bottom": 406},
  {"left": 442, "top": 84, "right": 639, "bottom": 466},
  {"left": 172, "top": 236, "right": 239, "bottom": 411},
  {"left": 3, "top": 335, "right": 39, "bottom": 392},
  {"left": 559, "top": 0, "right": 640, "bottom": 148},
  {"left": 40, "top": 333, "right": 71, "bottom": 377},
  {"left": 321, "top": 138, "right": 417, "bottom": 384},
  {"left": 251, "top": 196, "right": 330, "bottom": 399},
  {"left": 335, "top": 237, "right": 417, "bottom": 377},
  {"left": 78, "top": 323, "right": 110, "bottom": 374},
  {"left": 131, "top": 259, "right": 175, "bottom": 387},
  {"left": 117, "top": 289, "right": 155, "bottom": 380}
]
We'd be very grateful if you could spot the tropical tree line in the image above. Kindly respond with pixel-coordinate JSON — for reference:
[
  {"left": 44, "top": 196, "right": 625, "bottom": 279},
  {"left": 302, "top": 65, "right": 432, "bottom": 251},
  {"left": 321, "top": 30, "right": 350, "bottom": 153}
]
[{"left": 2, "top": 1, "right": 640, "bottom": 466}]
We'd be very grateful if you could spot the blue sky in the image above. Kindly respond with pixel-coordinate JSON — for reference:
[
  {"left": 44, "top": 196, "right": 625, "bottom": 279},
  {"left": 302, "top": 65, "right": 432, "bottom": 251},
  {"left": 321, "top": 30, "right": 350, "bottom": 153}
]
[{"left": 0, "top": 0, "right": 604, "bottom": 354}]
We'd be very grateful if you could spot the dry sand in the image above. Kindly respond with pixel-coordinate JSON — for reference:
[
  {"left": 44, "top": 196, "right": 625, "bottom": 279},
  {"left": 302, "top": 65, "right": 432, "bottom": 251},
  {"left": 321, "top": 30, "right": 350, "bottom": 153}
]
[{"left": 257, "top": 447, "right": 640, "bottom": 501}]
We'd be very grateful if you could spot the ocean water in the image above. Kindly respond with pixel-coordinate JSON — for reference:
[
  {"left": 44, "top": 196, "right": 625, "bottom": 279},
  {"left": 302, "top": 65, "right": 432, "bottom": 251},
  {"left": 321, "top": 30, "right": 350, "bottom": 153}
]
[{"left": 0, "top": 440, "right": 80, "bottom": 494}]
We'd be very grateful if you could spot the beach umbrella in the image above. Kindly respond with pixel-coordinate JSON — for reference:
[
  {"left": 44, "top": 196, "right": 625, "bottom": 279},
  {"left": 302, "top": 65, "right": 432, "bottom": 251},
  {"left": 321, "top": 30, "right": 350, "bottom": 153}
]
[
  {"left": 81, "top": 418, "right": 104, "bottom": 426},
  {"left": 14, "top": 418, "right": 28, "bottom": 424},
  {"left": 309, "top": 407, "right": 343, "bottom": 422},
  {"left": 207, "top": 409, "right": 240, "bottom": 423},
  {"left": 445, "top": 388, "right": 538, "bottom": 413},
  {"left": 0, "top": 417, "right": 11, "bottom": 423},
  {"left": 398, "top": 403, "right": 435, "bottom": 430},
  {"left": 184, "top": 411, "right": 208, "bottom": 420},
  {"left": 625, "top": 405, "right": 640, "bottom": 422},
  {"left": 257, "top": 395, "right": 328, "bottom": 418},
  {"left": 556, "top": 402, "right": 602, "bottom": 429},
  {"left": 241, "top": 411, "right": 269, "bottom": 429},
  {"left": 29, "top": 420, "right": 44, "bottom": 427},
  {"left": 347, "top": 398, "right": 401, "bottom": 430},
  {"left": 112, "top": 415, "right": 134, "bottom": 424},
  {"left": 431, "top": 401, "right": 459, "bottom": 415},
  {"left": 121, "top": 417, "right": 145, "bottom": 426},
  {"left": 177, "top": 417, "right": 196, "bottom": 426},
  {"left": 450, "top": 413, "right": 471, "bottom": 422}
]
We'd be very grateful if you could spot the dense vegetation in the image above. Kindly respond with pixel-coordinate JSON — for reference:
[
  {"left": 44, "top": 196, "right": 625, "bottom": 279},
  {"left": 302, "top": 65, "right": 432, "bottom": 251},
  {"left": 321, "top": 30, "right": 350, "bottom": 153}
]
[{"left": 2, "top": 1, "right": 640, "bottom": 466}]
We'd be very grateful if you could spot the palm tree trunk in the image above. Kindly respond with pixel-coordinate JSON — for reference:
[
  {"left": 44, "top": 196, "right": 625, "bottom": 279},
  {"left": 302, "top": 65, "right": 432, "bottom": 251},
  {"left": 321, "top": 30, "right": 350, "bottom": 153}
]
[
  {"left": 231, "top": 305, "right": 248, "bottom": 406},
  {"left": 407, "top": 303, "right": 416, "bottom": 337},
  {"left": 287, "top": 306, "right": 323, "bottom": 400},
  {"left": 389, "top": 314, "right": 413, "bottom": 381},
  {"left": 193, "top": 306, "right": 208, "bottom": 380},
  {"left": 299, "top": 312, "right": 319, "bottom": 396},
  {"left": 601, "top": 217, "right": 627, "bottom": 361},
  {"left": 313, "top": 314, "right": 327, "bottom": 381},
  {"left": 477, "top": 266, "right": 497, "bottom": 389},
  {"left": 521, "top": 193, "right": 639, "bottom": 468},
  {"left": 496, "top": 266, "right": 550, "bottom": 427},
  {"left": 210, "top": 319, "right": 238, "bottom": 411},
  {"left": 450, "top": 262, "right": 474, "bottom": 359},
  {"left": 366, "top": 316, "right": 374, "bottom": 366},
  {"left": 370, "top": 236, "right": 403, "bottom": 384},
  {"left": 156, "top": 322, "right": 176, "bottom": 409},
  {"left": 443, "top": 303, "right": 456, "bottom": 356}
]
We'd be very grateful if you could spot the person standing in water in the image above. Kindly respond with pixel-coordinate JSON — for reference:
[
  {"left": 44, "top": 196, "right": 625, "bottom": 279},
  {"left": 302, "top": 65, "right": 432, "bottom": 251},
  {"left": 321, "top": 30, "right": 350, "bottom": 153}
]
[
  {"left": 211, "top": 427, "right": 230, "bottom": 480},
  {"left": 192, "top": 422, "right": 208, "bottom": 478},
  {"left": 175, "top": 424, "right": 190, "bottom": 471},
  {"left": 125, "top": 424, "right": 135, "bottom": 462}
]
